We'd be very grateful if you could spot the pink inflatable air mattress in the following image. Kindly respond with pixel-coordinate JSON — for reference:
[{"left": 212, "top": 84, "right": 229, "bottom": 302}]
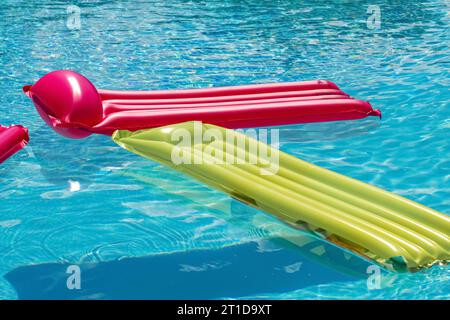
[
  {"left": 24, "top": 70, "right": 381, "bottom": 139},
  {"left": 0, "top": 125, "right": 29, "bottom": 164}
]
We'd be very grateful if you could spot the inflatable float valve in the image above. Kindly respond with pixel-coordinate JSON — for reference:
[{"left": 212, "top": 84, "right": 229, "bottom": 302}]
[
  {"left": 368, "top": 109, "right": 382, "bottom": 119},
  {"left": 23, "top": 70, "right": 104, "bottom": 139}
]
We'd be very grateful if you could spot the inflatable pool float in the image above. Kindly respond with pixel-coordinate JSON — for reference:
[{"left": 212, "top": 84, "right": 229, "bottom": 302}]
[
  {"left": 113, "top": 122, "right": 450, "bottom": 272},
  {"left": 23, "top": 70, "right": 381, "bottom": 138},
  {"left": 0, "top": 125, "right": 29, "bottom": 164}
]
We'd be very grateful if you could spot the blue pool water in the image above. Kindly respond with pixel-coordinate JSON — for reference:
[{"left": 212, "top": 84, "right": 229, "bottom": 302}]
[{"left": 0, "top": 0, "right": 449, "bottom": 299}]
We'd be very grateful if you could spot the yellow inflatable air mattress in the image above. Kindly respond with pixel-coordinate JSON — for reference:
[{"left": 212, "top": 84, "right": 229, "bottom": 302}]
[{"left": 113, "top": 121, "right": 450, "bottom": 272}]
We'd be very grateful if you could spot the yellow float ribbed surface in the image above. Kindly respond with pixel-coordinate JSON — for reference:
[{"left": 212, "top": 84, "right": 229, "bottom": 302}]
[{"left": 113, "top": 121, "right": 450, "bottom": 272}]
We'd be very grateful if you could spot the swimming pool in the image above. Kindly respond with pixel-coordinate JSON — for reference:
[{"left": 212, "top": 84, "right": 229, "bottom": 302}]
[{"left": 0, "top": 0, "right": 448, "bottom": 299}]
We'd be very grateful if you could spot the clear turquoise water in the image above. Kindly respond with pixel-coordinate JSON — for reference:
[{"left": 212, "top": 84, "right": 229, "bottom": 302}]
[{"left": 0, "top": 0, "right": 449, "bottom": 299}]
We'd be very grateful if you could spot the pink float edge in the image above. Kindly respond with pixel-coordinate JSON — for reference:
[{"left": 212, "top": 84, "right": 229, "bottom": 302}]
[{"left": 0, "top": 125, "right": 29, "bottom": 164}]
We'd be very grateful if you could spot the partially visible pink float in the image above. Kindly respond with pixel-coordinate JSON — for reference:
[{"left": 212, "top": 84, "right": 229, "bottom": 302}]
[
  {"left": 0, "top": 125, "right": 29, "bottom": 164},
  {"left": 23, "top": 70, "right": 381, "bottom": 139}
]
